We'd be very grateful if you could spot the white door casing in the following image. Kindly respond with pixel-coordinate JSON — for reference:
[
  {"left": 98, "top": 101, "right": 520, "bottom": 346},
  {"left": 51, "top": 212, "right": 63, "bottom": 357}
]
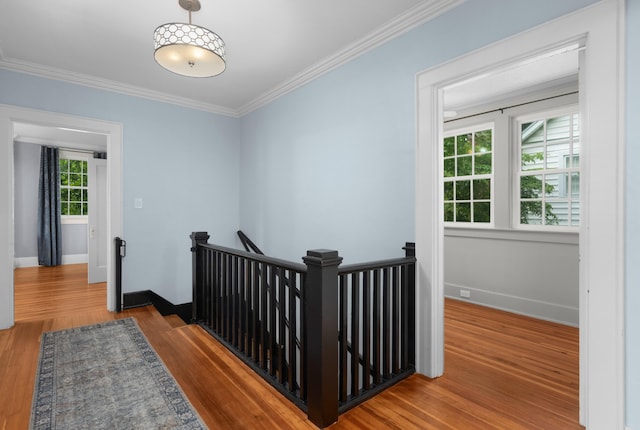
[
  {"left": 0, "top": 105, "right": 123, "bottom": 330},
  {"left": 88, "top": 157, "right": 107, "bottom": 284},
  {"left": 415, "top": 0, "right": 624, "bottom": 428}
]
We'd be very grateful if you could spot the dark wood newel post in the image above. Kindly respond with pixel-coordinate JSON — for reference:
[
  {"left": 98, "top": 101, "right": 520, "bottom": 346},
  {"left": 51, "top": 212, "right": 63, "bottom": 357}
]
[
  {"left": 403, "top": 242, "right": 416, "bottom": 368},
  {"left": 303, "top": 249, "right": 343, "bottom": 428},
  {"left": 190, "top": 231, "right": 210, "bottom": 323}
]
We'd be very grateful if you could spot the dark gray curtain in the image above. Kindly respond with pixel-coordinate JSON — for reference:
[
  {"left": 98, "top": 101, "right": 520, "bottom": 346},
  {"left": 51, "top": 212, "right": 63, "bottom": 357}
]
[{"left": 37, "top": 146, "right": 62, "bottom": 266}]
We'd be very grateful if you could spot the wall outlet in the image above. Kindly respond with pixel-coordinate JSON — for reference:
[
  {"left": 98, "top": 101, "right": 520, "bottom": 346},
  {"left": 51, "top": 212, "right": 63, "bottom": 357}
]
[{"left": 460, "top": 289, "right": 471, "bottom": 298}]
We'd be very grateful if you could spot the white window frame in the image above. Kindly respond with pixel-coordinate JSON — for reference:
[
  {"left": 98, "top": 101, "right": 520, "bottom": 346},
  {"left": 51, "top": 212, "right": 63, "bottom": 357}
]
[
  {"left": 59, "top": 149, "right": 89, "bottom": 225},
  {"left": 442, "top": 122, "right": 495, "bottom": 228},
  {"left": 514, "top": 106, "right": 580, "bottom": 232}
]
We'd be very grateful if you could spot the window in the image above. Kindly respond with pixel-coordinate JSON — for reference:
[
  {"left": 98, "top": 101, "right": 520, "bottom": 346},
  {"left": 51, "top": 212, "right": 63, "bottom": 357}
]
[
  {"left": 59, "top": 157, "right": 88, "bottom": 217},
  {"left": 517, "top": 111, "right": 580, "bottom": 228},
  {"left": 443, "top": 125, "right": 493, "bottom": 225}
]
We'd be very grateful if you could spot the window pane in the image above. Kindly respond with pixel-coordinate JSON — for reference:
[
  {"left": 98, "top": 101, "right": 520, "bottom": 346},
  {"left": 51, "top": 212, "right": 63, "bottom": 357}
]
[
  {"left": 82, "top": 173, "right": 88, "bottom": 187},
  {"left": 474, "top": 130, "right": 492, "bottom": 153},
  {"left": 520, "top": 201, "right": 542, "bottom": 225},
  {"left": 70, "top": 160, "right": 83, "bottom": 173},
  {"left": 443, "top": 137, "right": 455, "bottom": 157},
  {"left": 473, "top": 179, "right": 491, "bottom": 200},
  {"left": 571, "top": 172, "right": 580, "bottom": 198},
  {"left": 59, "top": 159, "right": 68, "bottom": 172},
  {"left": 455, "top": 180, "right": 470, "bottom": 201},
  {"left": 521, "top": 147, "right": 544, "bottom": 171},
  {"left": 69, "top": 173, "right": 82, "bottom": 187},
  {"left": 70, "top": 202, "right": 82, "bottom": 215},
  {"left": 82, "top": 161, "right": 87, "bottom": 174},
  {"left": 545, "top": 141, "right": 570, "bottom": 170},
  {"left": 521, "top": 120, "right": 543, "bottom": 138},
  {"left": 474, "top": 153, "right": 492, "bottom": 174},
  {"left": 444, "top": 158, "right": 455, "bottom": 177},
  {"left": 546, "top": 115, "right": 570, "bottom": 142},
  {"left": 61, "top": 188, "right": 69, "bottom": 202},
  {"left": 444, "top": 202, "right": 454, "bottom": 222},
  {"left": 456, "top": 203, "right": 471, "bottom": 222},
  {"left": 82, "top": 203, "right": 88, "bottom": 215},
  {"left": 520, "top": 174, "right": 543, "bottom": 199},
  {"left": 473, "top": 202, "right": 490, "bottom": 223},
  {"left": 456, "top": 133, "right": 472, "bottom": 155},
  {"left": 60, "top": 172, "right": 68, "bottom": 186},
  {"left": 544, "top": 173, "right": 565, "bottom": 197},
  {"left": 70, "top": 189, "right": 82, "bottom": 201},
  {"left": 545, "top": 202, "right": 562, "bottom": 226},
  {"left": 457, "top": 156, "right": 472, "bottom": 176},
  {"left": 571, "top": 200, "right": 580, "bottom": 225},
  {"left": 444, "top": 181, "right": 454, "bottom": 201},
  {"left": 61, "top": 202, "right": 69, "bottom": 216},
  {"left": 82, "top": 189, "right": 88, "bottom": 201}
]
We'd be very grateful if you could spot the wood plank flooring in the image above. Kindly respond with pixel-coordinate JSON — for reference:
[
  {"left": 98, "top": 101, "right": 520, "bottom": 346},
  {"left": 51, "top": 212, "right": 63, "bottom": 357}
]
[{"left": 1, "top": 264, "right": 582, "bottom": 429}]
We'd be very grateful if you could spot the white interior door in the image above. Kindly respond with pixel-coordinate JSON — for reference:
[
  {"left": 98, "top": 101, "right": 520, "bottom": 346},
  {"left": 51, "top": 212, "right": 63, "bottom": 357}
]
[{"left": 88, "top": 157, "right": 107, "bottom": 284}]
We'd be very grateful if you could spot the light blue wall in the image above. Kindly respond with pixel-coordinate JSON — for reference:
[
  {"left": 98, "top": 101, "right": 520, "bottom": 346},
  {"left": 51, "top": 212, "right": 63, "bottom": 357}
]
[
  {"left": 626, "top": 0, "right": 640, "bottom": 427},
  {"left": 241, "top": 0, "right": 640, "bottom": 424},
  {"left": 240, "top": 0, "right": 600, "bottom": 264},
  {"left": 0, "top": 69, "right": 241, "bottom": 304}
]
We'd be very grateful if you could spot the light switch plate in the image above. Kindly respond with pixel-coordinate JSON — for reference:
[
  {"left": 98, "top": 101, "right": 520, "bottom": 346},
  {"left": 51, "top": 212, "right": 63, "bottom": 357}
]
[{"left": 134, "top": 198, "right": 143, "bottom": 209}]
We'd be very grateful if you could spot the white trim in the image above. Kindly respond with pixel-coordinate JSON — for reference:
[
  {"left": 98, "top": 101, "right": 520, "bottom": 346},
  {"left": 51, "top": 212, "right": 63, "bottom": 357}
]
[
  {"left": 14, "top": 257, "right": 38, "bottom": 268},
  {"left": 62, "top": 253, "right": 88, "bottom": 265},
  {"left": 416, "top": 0, "right": 624, "bottom": 427},
  {"left": 0, "top": 104, "right": 123, "bottom": 329},
  {"left": 0, "top": 58, "right": 237, "bottom": 118},
  {"left": 0, "top": 0, "right": 462, "bottom": 119},
  {"left": 444, "top": 284, "right": 579, "bottom": 327},
  {"left": 14, "top": 254, "right": 89, "bottom": 268},
  {"left": 444, "top": 227, "right": 578, "bottom": 245},
  {"left": 237, "top": 0, "right": 464, "bottom": 116},
  {"left": 61, "top": 216, "right": 88, "bottom": 225}
]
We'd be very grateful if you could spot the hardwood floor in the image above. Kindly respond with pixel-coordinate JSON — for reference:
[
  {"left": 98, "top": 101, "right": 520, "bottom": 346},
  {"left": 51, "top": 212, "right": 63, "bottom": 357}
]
[{"left": 1, "top": 264, "right": 582, "bottom": 429}]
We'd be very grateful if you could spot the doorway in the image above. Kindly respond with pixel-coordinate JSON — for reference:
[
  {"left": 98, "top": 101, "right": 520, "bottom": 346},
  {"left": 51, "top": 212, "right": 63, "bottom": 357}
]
[
  {"left": 13, "top": 124, "right": 108, "bottom": 283},
  {"left": 415, "top": 1, "right": 624, "bottom": 428},
  {"left": 0, "top": 105, "right": 123, "bottom": 328}
]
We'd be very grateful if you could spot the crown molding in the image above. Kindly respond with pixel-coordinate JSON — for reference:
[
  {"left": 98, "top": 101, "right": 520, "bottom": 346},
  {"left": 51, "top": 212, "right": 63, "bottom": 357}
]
[
  {"left": 237, "top": 0, "right": 464, "bottom": 116},
  {"left": 0, "top": 57, "right": 239, "bottom": 117},
  {"left": 0, "top": 0, "right": 462, "bottom": 119}
]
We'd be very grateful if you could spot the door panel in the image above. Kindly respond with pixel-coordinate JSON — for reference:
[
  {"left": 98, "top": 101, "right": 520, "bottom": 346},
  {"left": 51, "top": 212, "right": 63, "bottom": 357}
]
[{"left": 88, "top": 157, "right": 107, "bottom": 284}]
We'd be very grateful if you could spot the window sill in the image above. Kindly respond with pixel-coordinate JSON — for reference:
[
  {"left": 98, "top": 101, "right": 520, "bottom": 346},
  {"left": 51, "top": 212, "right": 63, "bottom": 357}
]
[
  {"left": 444, "top": 226, "right": 578, "bottom": 245},
  {"left": 61, "top": 216, "right": 88, "bottom": 225}
]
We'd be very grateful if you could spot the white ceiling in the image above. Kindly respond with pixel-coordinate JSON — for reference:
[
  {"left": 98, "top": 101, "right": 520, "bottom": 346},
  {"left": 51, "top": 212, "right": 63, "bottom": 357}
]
[
  {"left": 0, "top": 0, "right": 463, "bottom": 116},
  {"left": 13, "top": 122, "right": 108, "bottom": 152},
  {"left": 443, "top": 46, "right": 580, "bottom": 114}
]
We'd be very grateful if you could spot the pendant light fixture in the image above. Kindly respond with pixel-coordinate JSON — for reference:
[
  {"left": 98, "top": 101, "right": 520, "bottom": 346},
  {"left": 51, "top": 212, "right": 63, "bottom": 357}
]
[{"left": 154, "top": 0, "right": 226, "bottom": 77}]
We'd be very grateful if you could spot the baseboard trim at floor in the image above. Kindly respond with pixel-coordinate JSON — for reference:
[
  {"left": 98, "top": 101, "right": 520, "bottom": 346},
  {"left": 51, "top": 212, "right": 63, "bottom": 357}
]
[
  {"left": 14, "top": 254, "right": 89, "bottom": 268},
  {"left": 123, "top": 290, "right": 191, "bottom": 323}
]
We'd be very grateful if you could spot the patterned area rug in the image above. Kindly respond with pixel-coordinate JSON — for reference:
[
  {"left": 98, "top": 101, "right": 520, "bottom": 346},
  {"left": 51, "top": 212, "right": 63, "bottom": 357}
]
[{"left": 30, "top": 318, "right": 206, "bottom": 430}]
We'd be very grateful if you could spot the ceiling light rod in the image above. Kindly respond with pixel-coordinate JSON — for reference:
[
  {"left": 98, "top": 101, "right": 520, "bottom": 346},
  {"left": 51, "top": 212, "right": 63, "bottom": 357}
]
[
  {"left": 179, "top": 0, "right": 198, "bottom": 24},
  {"left": 153, "top": 0, "right": 226, "bottom": 78}
]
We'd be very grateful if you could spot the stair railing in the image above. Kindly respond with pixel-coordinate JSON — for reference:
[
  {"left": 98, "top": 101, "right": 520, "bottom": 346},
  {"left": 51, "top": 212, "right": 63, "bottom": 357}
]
[{"left": 191, "top": 232, "right": 416, "bottom": 428}]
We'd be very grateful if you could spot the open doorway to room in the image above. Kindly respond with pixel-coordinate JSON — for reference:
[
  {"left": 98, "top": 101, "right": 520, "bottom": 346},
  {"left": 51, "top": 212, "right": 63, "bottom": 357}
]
[
  {"left": 0, "top": 105, "right": 123, "bottom": 329},
  {"left": 12, "top": 122, "right": 109, "bottom": 320},
  {"left": 414, "top": 1, "right": 624, "bottom": 427},
  {"left": 439, "top": 42, "right": 582, "bottom": 423}
]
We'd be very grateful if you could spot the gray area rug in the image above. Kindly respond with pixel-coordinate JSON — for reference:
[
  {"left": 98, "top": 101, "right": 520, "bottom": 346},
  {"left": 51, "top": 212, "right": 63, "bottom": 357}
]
[{"left": 30, "top": 318, "right": 207, "bottom": 429}]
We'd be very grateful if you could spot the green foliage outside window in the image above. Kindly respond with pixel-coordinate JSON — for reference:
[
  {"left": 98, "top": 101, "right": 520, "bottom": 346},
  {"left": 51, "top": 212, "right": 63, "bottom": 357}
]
[
  {"left": 60, "top": 158, "right": 88, "bottom": 216},
  {"left": 443, "top": 128, "right": 493, "bottom": 224}
]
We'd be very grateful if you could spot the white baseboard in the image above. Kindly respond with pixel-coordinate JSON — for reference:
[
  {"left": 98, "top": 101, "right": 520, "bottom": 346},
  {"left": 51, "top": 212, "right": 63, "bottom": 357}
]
[
  {"left": 14, "top": 254, "right": 88, "bottom": 268},
  {"left": 444, "top": 282, "right": 578, "bottom": 326}
]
